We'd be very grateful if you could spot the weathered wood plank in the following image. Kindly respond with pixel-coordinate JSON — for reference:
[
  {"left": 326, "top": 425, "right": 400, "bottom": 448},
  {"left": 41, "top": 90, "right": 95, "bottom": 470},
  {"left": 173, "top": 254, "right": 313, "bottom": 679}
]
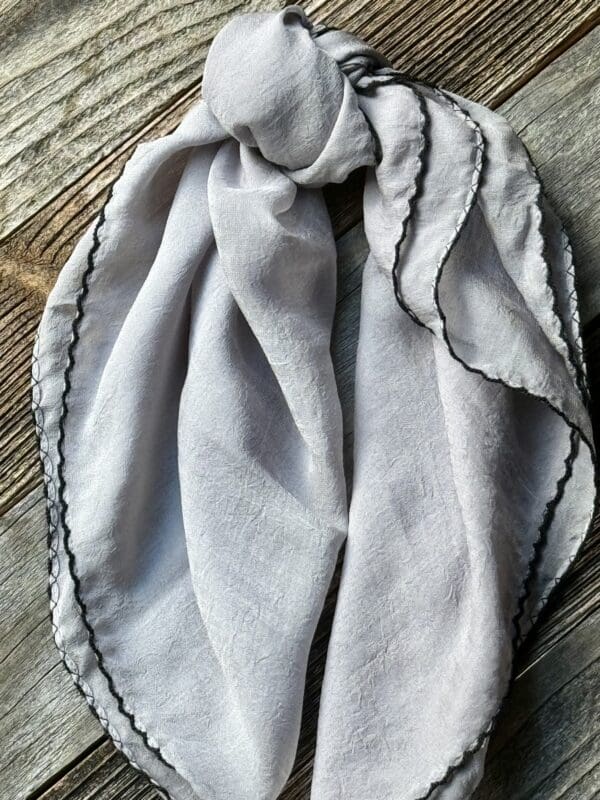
[
  {"left": 500, "top": 24, "right": 600, "bottom": 327},
  {"left": 4, "top": 198, "right": 600, "bottom": 800},
  {"left": 0, "top": 488, "right": 104, "bottom": 800},
  {"left": 474, "top": 609, "right": 600, "bottom": 800},
  {"left": 0, "top": 0, "right": 283, "bottom": 242},
  {"left": 34, "top": 740, "right": 155, "bottom": 800},
  {"left": 1, "top": 4, "right": 599, "bottom": 800},
  {"left": 21, "top": 578, "right": 600, "bottom": 800},
  {"left": 0, "top": 271, "right": 45, "bottom": 513},
  {"left": 1, "top": 3, "right": 599, "bottom": 515}
]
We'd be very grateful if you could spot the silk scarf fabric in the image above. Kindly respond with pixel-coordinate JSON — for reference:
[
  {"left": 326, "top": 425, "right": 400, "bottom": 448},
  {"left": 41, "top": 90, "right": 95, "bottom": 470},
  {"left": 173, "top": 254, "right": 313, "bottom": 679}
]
[{"left": 32, "top": 7, "right": 596, "bottom": 799}]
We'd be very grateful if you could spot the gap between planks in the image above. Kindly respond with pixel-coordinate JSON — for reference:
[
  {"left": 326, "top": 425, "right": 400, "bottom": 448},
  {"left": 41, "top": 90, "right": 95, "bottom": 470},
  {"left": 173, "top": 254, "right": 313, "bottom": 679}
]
[{"left": 0, "top": 4, "right": 596, "bottom": 796}]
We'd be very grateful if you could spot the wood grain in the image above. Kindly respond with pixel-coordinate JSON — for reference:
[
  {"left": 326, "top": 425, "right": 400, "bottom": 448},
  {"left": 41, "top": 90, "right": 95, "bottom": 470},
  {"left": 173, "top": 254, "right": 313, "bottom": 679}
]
[
  {"left": 1, "top": 1, "right": 599, "bottom": 515},
  {"left": 4, "top": 137, "right": 600, "bottom": 799},
  {"left": 0, "top": 489, "right": 104, "bottom": 800},
  {"left": 500, "top": 26, "right": 600, "bottom": 327},
  {"left": 474, "top": 609, "right": 600, "bottom": 800},
  {"left": 0, "top": 0, "right": 283, "bottom": 242},
  {"left": 1, "top": 1, "right": 599, "bottom": 798},
  {"left": 4, "top": 483, "right": 599, "bottom": 800}
]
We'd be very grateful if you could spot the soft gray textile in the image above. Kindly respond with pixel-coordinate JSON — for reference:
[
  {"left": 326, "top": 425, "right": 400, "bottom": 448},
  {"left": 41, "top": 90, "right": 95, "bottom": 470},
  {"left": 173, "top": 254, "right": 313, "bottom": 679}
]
[{"left": 32, "top": 7, "right": 595, "bottom": 800}]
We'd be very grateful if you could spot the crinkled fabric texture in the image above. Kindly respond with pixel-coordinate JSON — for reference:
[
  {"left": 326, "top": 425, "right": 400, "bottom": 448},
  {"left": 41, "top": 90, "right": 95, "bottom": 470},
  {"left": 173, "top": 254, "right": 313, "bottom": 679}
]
[{"left": 32, "top": 6, "right": 595, "bottom": 800}]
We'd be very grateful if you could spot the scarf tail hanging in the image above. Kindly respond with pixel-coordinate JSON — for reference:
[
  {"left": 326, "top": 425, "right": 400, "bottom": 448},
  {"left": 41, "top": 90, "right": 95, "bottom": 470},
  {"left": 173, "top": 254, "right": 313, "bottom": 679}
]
[
  {"left": 33, "top": 94, "right": 349, "bottom": 799},
  {"left": 311, "top": 74, "right": 595, "bottom": 800},
  {"left": 32, "top": 7, "right": 595, "bottom": 800}
]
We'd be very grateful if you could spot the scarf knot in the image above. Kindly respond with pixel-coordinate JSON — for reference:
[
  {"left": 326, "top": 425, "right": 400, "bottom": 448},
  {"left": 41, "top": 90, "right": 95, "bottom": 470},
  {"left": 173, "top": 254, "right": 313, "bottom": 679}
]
[{"left": 203, "top": 6, "right": 382, "bottom": 186}]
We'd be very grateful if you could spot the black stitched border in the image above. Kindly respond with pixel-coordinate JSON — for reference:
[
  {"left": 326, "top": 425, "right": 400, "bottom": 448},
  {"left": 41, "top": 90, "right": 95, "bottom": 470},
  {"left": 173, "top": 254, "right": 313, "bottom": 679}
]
[
  {"left": 511, "top": 428, "right": 579, "bottom": 646},
  {"left": 383, "top": 80, "right": 597, "bottom": 800},
  {"left": 561, "top": 228, "right": 589, "bottom": 403},
  {"left": 31, "top": 340, "right": 174, "bottom": 800},
  {"left": 392, "top": 84, "right": 430, "bottom": 330},
  {"left": 522, "top": 156, "right": 590, "bottom": 407},
  {"left": 55, "top": 196, "right": 174, "bottom": 770},
  {"left": 356, "top": 73, "right": 432, "bottom": 330},
  {"left": 30, "top": 163, "right": 178, "bottom": 788},
  {"left": 30, "top": 49, "right": 597, "bottom": 800}
]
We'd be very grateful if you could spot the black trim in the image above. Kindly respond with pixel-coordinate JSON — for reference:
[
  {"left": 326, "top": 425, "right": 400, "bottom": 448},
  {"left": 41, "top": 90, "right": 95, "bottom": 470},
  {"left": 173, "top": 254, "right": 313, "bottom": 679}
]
[
  {"left": 529, "top": 162, "right": 589, "bottom": 406},
  {"left": 561, "top": 229, "right": 589, "bottom": 403},
  {"left": 383, "top": 81, "right": 596, "bottom": 800},
  {"left": 392, "top": 85, "right": 430, "bottom": 330},
  {"left": 511, "top": 429, "right": 578, "bottom": 647},
  {"left": 31, "top": 338, "right": 174, "bottom": 800},
  {"left": 54, "top": 193, "right": 174, "bottom": 770},
  {"left": 31, "top": 48, "right": 596, "bottom": 800}
]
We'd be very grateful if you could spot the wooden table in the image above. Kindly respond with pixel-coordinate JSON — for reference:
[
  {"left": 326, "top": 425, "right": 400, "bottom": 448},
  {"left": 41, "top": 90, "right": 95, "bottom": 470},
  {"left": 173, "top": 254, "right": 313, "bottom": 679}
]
[{"left": 1, "top": 2, "right": 599, "bottom": 798}]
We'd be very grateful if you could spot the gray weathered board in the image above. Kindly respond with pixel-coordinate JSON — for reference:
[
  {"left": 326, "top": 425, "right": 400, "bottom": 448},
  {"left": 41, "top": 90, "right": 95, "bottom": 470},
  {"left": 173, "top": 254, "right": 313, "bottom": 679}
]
[
  {"left": 0, "top": 4, "right": 599, "bottom": 800},
  {"left": 2, "top": 0, "right": 600, "bottom": 517}
]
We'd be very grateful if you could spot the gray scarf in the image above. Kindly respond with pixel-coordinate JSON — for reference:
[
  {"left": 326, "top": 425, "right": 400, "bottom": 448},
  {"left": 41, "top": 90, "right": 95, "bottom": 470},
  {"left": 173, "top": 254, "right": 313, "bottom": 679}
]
[{"left": 32, "top": 7, "right": 595, "bottom": 800}]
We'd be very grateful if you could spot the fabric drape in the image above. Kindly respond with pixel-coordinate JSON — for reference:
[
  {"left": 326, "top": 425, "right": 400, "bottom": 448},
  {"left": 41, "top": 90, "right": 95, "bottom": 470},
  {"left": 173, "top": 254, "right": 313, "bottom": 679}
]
[{"left": 32, "top": 7, "right": 595, "bottom": 799}]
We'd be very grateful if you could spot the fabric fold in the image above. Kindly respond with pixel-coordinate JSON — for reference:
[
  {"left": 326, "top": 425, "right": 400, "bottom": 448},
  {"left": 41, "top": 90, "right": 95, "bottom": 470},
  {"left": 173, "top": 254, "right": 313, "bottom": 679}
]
[{"left": 33, "top": 6, "right": 595, "bottom": 800}]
